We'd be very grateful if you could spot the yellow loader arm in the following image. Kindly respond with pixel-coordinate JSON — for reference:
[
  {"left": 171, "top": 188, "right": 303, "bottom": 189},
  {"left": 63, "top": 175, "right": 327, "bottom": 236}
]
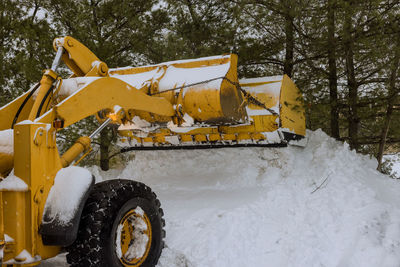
[
  {"left": 37, "top": 77, "right": 175, "bottom": 128},
  {"left": 0, "top": 36, "right": 175, "bottom": 176}
]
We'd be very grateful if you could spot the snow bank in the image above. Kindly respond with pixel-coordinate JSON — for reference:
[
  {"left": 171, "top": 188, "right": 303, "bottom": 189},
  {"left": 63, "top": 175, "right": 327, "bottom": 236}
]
[
  {"left": 383, "top": 154, "right": 400, "bottom": 178},
  {"left": 42, "top": 130, "right": 400, "bottom": 267},
  {"left": 43, "top": 166, "right": 92, "bottom": 225},
  {"left": 0, "top": 130, "right": 13, "bottom": 155}
]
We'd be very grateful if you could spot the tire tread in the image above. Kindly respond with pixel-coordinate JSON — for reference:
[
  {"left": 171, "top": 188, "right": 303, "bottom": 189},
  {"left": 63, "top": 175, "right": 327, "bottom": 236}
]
[{"left": 66, "top": 179, "right": 164, "bottom": 267}]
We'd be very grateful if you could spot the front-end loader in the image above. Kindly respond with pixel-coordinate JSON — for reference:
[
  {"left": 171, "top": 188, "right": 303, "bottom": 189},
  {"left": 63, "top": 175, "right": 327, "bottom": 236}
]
[{"left": 0, "top": 36, "right": 305, "bottom": 266}]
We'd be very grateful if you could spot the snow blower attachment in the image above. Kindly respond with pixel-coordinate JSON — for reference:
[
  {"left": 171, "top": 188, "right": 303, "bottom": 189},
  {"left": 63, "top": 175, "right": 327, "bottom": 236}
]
[
  {"left": 109, "top": 57, "right": 306, "bottom": 150},
  {"left": 0, "top": 36, "right": 305, "bottom": 266}
]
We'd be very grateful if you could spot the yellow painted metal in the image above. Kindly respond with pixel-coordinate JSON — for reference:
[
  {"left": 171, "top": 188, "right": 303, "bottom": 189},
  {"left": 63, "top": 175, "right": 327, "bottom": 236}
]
[
  {"left": 253, "top": 116, "right": 279, "bottom": 132},
  {"left": 143, "top": 137, "right": 153, "bottom": 143},
  {"left": 119, "top": 74, "right": 306, "bottom": 147},
  {"left": 3, "top": 191, "right": 28, "bottom": 263},
  {"left": 120, "top": 74, "right": 308, "bottom": 145},
  {"left": 0, "top": 153, "right": 13, "bottom": 179},
  {"left": 0, "top": 35, "right": 307, "bottom": 266},
  {"left": 60, "top": 136, "right": 91, "bottom": 168},
  {"left": 38, "top": 77, "right": 175, "bottom": 128},
  {"left": 2, "top": 123, "right": 61, "bottom": 264},
  {"left": 194, "top": 135, "right": 207, "bottom": 142},
  {"left": 0, "top": 36, "right": 177, "bottom": 266},
  {"left": 53, "top": 36, "right": 101, "bottom": 77},
  {"left": 208, "top": 133, "right": 221, "bottom": 142},
  {"left": 238, "top": 74, "right": 305, "bottom": 136},
  {"left": 28, "top": 70, "right": 58, "bottom": 121},
  {"left": 110, "top": 54, "right": 246, "bottom": 124},
  {"left": 222, "top": 134, "right": 236, "bottom": 141},
  {"left": 153, "top": 135, "right": 165, "bottom": 144},
  {"left": 280, "top": 75, "right": 306, "bottom": 136},
  {"left": 237, "top": 133, "right": 251, "bottom": 141},
  {"left": 0, "top": 192, "right": 4, "bottom": 262},
  {"left": 245, "top": 91, "right": 278, "bottom": 113},
  {"left": 84, "top": 61, "right": 109, "bottom": 77},
  {"left": 179, "top": 135, "right": 191, "bottom": 142},
  {"left": 117, "top": 209, "right": 152, "bottom": 267},
  {"left": 251, "top": 133, "right": 267, "bottom": 141},
  {"left": 178, "top": 54, "right": 245, "bottom": 123}
]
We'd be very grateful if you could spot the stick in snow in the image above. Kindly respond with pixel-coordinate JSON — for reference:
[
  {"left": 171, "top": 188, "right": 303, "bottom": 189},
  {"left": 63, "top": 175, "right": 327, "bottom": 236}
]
[{"left": 311, "top": 172, "right": 332, "bottom": 194}]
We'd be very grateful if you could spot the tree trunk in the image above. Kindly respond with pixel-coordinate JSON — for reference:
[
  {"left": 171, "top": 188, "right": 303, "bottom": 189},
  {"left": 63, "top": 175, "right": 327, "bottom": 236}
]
[
  {"left": 100, "top": 127, "right": 110, "bottom": 171},
  {"left": 343, "top": 0, "right": 358, "bottom": 150},
  {"left": 283, "top": 1, "right": 294, "bottom": 77},
  {"left": 377, "top": 37, "right": 400, "bottom": 170},
  {"left": 327, "top": 0, "right": 339, "bottom": 139}
]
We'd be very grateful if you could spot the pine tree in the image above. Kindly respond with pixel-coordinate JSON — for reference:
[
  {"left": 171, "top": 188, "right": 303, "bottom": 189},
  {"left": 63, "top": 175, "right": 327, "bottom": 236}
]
[{"left": 0, "top": 0, "right": 54, "bottom": 106}]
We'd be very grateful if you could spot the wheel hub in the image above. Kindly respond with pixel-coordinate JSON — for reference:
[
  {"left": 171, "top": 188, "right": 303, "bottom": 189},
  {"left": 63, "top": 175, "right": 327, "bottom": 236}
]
[{"left": 115, "top": 206, "right": 152, "bottom": 266}]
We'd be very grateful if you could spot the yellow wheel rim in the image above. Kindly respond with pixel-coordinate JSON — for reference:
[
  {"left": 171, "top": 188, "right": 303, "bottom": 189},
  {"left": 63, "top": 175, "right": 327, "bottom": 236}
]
[{"left": 115, "top": 207, "right": 152, "bottom": 267}]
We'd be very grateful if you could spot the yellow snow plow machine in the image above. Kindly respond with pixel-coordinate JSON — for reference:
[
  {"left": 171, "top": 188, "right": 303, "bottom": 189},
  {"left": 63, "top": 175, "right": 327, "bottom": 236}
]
[{"left": 0, "top": 36, "right": 305, "bottom": 266}]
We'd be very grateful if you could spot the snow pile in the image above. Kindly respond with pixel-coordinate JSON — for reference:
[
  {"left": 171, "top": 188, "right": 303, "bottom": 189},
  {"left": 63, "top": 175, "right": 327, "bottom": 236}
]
[
  {"left": 41, "top": 130, "right": 400, "bottom": 267},
  {"left": 0, "top": 129, "right": 13, "bottom": 155},
  {"left": 383, "top": 154, "right": 400, "bottom": 178},
  {"left": 166, "top": 113, "right": 197, "bottom": 133},
  {"left": 43, "top": 166, "right": 93, "bottom": 224}
]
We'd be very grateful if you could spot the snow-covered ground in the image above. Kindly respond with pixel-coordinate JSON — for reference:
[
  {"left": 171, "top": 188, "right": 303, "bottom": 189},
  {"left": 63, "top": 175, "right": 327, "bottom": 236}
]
[
  {"left": 40, "top": 130, "right": 400, "bottom": 267},
  {"left": 383, "top": 154, "right": 400, "bottom": 178},
  {"left": 393, "top": 160, "right": 400, "bottom": 176}
]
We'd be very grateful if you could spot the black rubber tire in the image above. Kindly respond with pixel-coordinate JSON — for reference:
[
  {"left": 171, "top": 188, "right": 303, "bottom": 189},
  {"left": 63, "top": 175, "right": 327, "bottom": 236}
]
[{"left": 66, "top": 179, "right": 165, "bottom": 267}]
